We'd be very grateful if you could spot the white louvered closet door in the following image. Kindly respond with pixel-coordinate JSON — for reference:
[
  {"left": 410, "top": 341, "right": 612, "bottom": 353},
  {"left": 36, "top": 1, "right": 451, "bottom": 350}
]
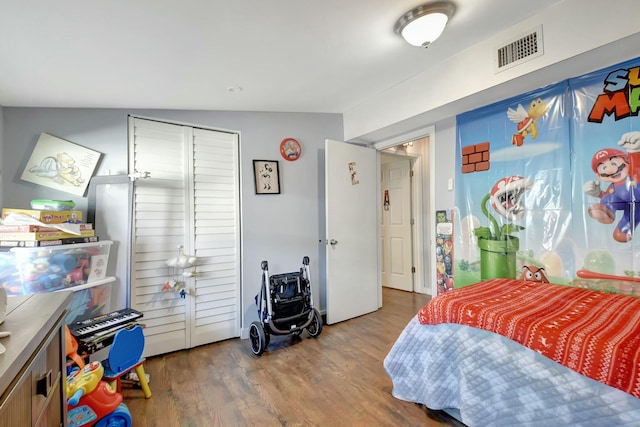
[{"left": 129, "top": 117, "right": 240, "bottom": 357}]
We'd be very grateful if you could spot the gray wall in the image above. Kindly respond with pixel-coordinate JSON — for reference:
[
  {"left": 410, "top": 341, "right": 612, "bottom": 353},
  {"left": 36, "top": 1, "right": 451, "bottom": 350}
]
[
  {"left": 433, "top": 117, "right": 456, "bottom": 211},
  {"left": 0, "top": 107, "right": 343, "bottom": 334}
]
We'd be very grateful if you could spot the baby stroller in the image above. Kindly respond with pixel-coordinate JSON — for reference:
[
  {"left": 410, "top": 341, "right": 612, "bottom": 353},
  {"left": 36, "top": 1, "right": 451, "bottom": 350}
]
[{"left": 249, "top": 256, "right": 323, "bottom": 356}]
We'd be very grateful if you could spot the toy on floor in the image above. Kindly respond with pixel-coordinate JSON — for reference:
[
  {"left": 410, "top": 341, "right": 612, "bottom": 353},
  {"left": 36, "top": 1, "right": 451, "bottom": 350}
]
[
  {"left": 66, "top": 361, "right": 132, "bottom": 427},
  {"left": 65, "top": 325, "right": 86, "bottom": 369}
]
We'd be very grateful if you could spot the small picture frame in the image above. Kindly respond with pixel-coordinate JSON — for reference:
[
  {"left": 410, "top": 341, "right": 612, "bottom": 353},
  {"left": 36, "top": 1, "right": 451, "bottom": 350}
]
[
  {"left": 280, "top": 138, "right": 301, "bottom": 161},
  {"left": 253, "top": 160, "right": 280, "bottom": 194}
]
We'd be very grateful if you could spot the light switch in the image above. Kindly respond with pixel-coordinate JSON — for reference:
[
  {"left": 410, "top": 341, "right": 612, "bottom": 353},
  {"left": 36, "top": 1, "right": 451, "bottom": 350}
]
[{"left": 447, "top": 178, "right": 454, "bottom": 191}]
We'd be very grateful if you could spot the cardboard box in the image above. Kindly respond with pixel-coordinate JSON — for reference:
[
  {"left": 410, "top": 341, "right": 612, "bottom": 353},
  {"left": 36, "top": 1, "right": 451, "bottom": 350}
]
[
  {"left": 0, "top": 236, "right": 99, "bottom": 248},
  {"left": 1, "top": 208, "right": 83, "bottom": 224},
  {"left": 0, "top": 223, "right": 92, "bottom": 233},
  {"left": 0, "top": 229, "right": 95, "bottom": 241}
]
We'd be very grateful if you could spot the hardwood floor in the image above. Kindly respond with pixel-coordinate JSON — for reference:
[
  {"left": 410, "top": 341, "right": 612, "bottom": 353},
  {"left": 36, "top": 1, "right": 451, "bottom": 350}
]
[{"left": 121, "top": 288, "right": 460, "bottom": 426}]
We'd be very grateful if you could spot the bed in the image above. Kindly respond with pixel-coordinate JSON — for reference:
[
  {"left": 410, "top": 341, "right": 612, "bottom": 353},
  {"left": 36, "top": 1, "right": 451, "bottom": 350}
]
[{"left": 384, "top": 278, "right": 640, "bottom": 426}]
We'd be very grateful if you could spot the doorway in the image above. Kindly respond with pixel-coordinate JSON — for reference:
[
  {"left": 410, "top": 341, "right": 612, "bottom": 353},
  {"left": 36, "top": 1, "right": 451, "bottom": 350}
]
[
  {"left": 379, "top": 136, "right": 430, "bottom": 295},
  {"left": 380, "top": 154, "right": 413, "bottom": 291}
]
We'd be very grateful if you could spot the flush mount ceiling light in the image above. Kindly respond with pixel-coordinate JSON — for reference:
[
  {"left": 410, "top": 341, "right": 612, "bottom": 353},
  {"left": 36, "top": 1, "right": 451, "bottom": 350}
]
[{"left": 394, "top": 1, "right": 455, "bottom": 48}]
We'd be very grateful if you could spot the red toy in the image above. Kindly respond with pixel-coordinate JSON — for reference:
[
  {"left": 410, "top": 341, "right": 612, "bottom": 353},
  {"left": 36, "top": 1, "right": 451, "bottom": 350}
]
[{"left": 66, "top": 361, "right": 132, "bottom": 427}]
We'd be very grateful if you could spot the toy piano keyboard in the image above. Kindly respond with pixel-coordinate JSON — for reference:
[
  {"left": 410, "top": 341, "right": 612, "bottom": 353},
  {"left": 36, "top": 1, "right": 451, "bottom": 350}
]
[{"left": 68, "top": 308, "right": 143, "bottom": 356}]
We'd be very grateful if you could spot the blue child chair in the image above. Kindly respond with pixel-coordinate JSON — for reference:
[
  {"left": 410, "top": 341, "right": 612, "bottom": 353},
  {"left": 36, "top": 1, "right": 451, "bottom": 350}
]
[{"left": 101, "top": 324, "right": 152, "bottom": 398}]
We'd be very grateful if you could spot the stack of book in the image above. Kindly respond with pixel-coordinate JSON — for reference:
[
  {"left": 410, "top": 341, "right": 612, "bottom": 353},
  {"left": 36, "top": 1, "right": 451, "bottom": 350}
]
[{"left": 0, "top": 208, "right": 99, "bottom": 247}]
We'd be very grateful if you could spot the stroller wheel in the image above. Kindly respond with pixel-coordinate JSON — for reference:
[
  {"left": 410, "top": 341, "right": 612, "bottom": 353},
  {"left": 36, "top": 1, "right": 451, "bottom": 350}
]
[
  {"left": 307, "top": 308, "right": 323, "bottom": 338},
  {"left": 249, "top": 321, "right": 267, "bottom": 356}
]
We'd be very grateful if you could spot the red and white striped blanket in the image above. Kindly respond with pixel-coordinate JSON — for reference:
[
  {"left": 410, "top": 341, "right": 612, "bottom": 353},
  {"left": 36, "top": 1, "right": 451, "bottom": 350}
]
[{"left": 418, "top": 278, "right": 640, "bottom": 399}]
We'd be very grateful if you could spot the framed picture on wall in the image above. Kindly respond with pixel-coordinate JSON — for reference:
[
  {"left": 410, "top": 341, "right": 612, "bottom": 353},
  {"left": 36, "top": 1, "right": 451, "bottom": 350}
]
[
  {"left": 20, "top": 132, "right": 102, "bottom": 197},
  {"left": 253, "top": 160, "right": 280, "bottom": 194}
]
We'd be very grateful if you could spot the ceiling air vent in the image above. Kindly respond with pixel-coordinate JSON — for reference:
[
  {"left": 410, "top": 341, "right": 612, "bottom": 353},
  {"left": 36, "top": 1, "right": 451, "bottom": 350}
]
[{"left": 495, "top": 25, "right": 543, "bottom": 73}]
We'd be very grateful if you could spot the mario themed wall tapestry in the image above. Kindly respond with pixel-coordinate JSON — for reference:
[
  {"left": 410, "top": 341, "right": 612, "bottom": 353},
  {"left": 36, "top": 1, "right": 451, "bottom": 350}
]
[{"left": 454, "top": 56, "right": 640, "bottom": 296}]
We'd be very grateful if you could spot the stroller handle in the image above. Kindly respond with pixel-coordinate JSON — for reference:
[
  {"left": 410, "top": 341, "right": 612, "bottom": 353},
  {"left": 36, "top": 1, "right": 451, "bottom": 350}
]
[
  {"left": 303, "top": 256, "right": 309, "bottom": 265},
  {"left": 261, "top": 261, "right": 268, "bottom": 271}
]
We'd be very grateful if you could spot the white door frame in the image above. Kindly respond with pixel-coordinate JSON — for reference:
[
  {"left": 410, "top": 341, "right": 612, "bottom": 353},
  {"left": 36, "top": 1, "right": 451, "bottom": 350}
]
[{"left": 373, "top": 125, "right": 436, "bottom": 295}]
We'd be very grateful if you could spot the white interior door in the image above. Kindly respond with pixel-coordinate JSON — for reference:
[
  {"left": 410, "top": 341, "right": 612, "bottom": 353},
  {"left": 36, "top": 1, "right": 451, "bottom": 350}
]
[
  {"left": 325, "top": 139, "right": 379, "bottom": 325},
  {"left": 381, "top": 157, "right": 413, "bottom": 291}
]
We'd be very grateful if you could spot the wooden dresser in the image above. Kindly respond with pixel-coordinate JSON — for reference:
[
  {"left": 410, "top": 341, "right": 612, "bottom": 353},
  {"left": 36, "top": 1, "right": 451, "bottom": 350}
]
[{"left": 0, "top": 291, "right": 72, "bottom": 427}]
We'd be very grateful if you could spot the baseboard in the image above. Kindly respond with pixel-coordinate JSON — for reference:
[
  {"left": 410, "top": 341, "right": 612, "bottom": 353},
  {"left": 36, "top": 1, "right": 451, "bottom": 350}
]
[{"left": 240, "top": 328, "right": 249, "bottom": 340}]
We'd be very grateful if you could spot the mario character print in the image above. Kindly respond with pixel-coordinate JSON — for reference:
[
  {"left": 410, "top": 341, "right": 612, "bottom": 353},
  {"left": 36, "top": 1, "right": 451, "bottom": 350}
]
[{"left": 584, "top": 131, "right": 640, "bottom": 242}]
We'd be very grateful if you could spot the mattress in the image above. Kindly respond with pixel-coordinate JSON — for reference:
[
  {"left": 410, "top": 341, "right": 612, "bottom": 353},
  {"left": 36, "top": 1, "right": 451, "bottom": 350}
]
[
  {"left": 384, "top": 317, "right": 640, "bottom": 426},
  {"left": 418, "top": 278, "right": 640, "bottom": 398}
]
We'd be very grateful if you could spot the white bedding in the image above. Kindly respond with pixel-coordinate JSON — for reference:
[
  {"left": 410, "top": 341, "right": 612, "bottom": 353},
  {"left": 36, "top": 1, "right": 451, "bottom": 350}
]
[{"left": 384, "top": 316, "right": 640, "bottom": 427}]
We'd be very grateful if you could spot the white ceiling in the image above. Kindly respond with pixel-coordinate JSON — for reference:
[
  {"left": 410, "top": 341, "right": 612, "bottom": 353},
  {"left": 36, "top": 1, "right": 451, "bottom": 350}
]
[{"left": 0, "top": 0, "right": 564, "bottom": 114}]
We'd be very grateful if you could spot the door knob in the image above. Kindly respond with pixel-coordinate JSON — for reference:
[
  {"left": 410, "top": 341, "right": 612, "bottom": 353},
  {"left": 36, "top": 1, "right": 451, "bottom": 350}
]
[{"left": 329, "top": 239, "right": 338, "bottom": 246}]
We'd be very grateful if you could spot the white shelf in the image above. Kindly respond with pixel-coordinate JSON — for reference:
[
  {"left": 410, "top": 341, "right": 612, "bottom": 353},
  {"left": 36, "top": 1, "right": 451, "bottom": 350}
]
[{"left": 53, "top": 276, "right": 116, "bottom": 293}]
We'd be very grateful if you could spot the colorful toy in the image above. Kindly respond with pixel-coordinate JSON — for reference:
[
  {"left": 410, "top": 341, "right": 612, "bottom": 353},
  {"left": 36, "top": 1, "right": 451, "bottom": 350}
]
[
  {"left": 66, "top": 258, "right": 90, "bottom": 284},
  {"left": 66, "top": 361, "right": 132, "bottom": 427},
  {"left": 7, "top": 249, "right": 94, "bottom": 294}
]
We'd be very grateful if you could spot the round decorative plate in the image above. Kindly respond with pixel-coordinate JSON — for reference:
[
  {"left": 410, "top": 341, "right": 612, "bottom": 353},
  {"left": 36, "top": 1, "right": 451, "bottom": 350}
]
[{"left": 280, "top": 138, "right": 301, "bottom": 161}]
